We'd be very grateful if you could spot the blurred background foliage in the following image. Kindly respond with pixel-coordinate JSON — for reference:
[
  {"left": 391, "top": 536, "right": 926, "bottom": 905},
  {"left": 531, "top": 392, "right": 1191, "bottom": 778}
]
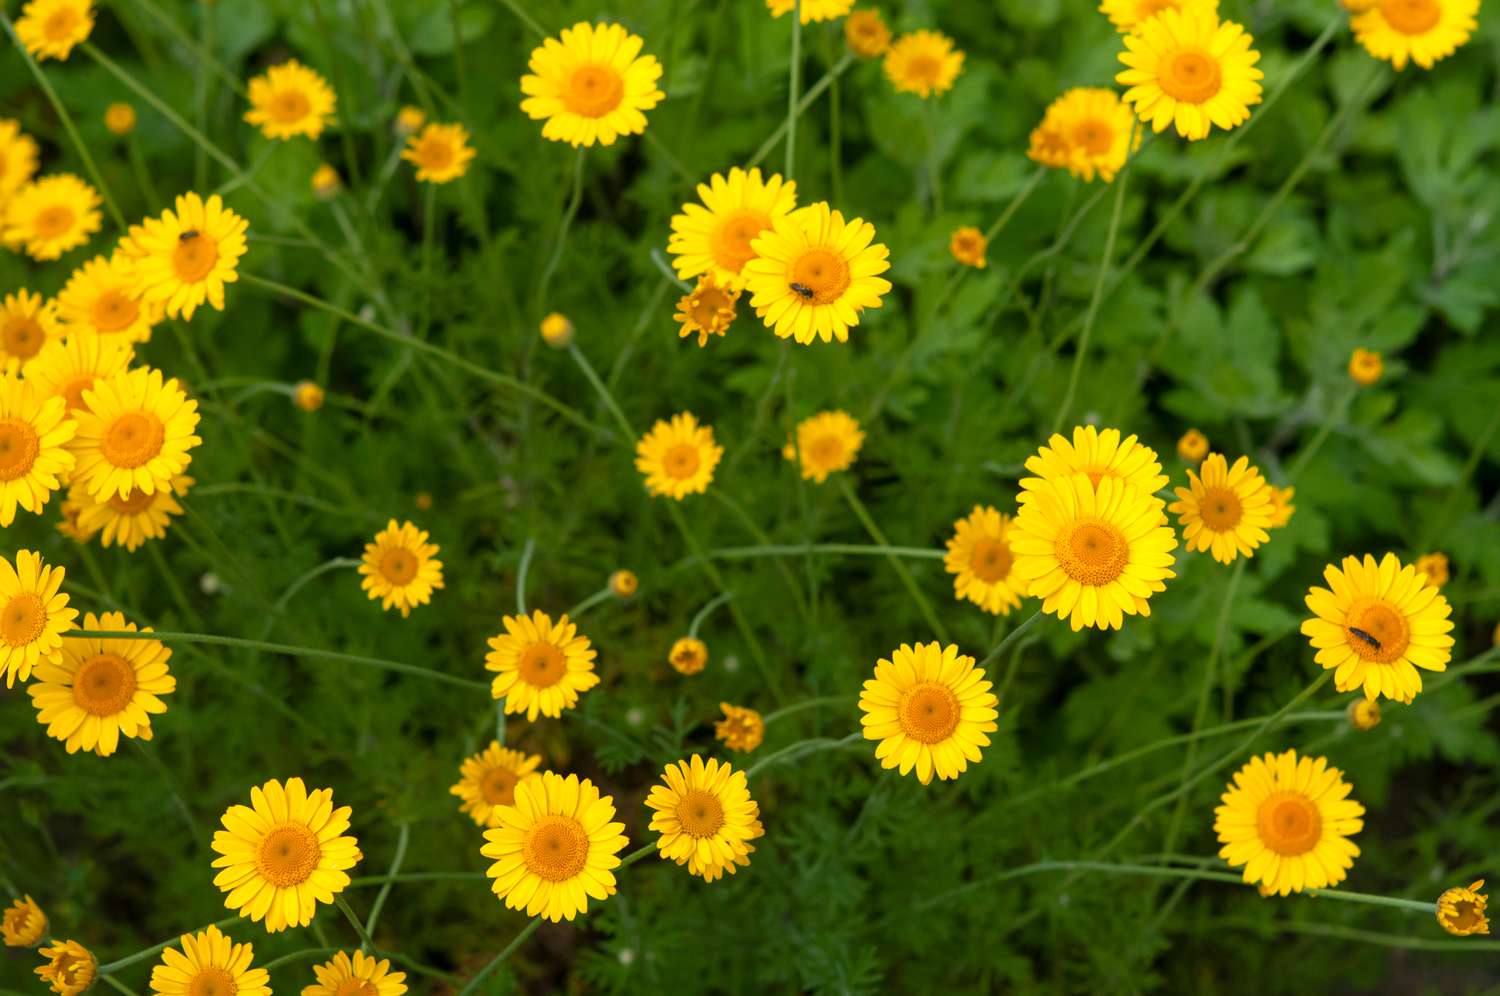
[{"left": 2, "top": 0, "right": 1500, "bottom": 992}]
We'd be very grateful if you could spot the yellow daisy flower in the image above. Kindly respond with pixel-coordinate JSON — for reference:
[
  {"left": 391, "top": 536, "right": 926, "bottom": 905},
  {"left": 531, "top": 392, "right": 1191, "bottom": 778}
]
[
  {"left": 669, "top": 636, "right": 708, "bottom": 675},
  {"left": 69, "top": 473, "right": 193, "bottom": 552},
  {"left": 1116, "top": 9, "right": 1263, "bottom": 141},
  {"left": 883, "top": 30, "right": 965, "bottom": 98},
  {"left": 148, "top": 925, "right": 269, "bottom": 996},
  {"left": 401, "top": 122, "right": 476, "bottom": 184},
  {"left": 674, "top": 273, "right": 740, "bottom": 347},
  {"left": 0, "top": 119, "right": 40, "bottom": 203},
  {"left": 302, "top": 950, "right": 407, "bottom": 996},
  {"left": 949, "top": 226, "right": 987, "bottom": 268},
  {"left": 0, "top": 289, "right": 60, "bottom": 374},
  {"left": 15, "top": 0, "right": 94, "bottom": 61},
  {"left": 450, "top": 741, "right": 544, "bottom": 828},
  {"left": 480, "top": 771, "right": 628, "bottom": 922},
  {"left": 743, "top": 201, "right": 892, "bottom": 345},
  {"left": 1, "top": 549, "right": 76, "bottom": 688},
  {"left": 394, "top": 105, "right": 425, "bottom": 135},
  {"left": 635, "top": 412, "right": 723, "bottom": 499},
  {"left": 945, "top": 505, "right": 1028, "bottom": 616},
  {"left": 1018, "top": 425, "right": 1169, "bottom": 501},
  {"left": 121, "top": 192, "right": 249, "bottom": 320},
  {"left": 104, "top": 103, "right": 136, "bottom": 136},
  {"left": 486, "top": 611, "right": 600, "bottom": 719},
  {"left": 844, "top": 9, "right": 891, "bottom": 57},
  {"left": 646, "top": 755, "right": 764, "bottom": 880},
  {"left": 1353, "top": 0, "right": 1478, "bottom": 70},
  {"left": 1347, "top": 697, "right": 1381, "bottom": 730},
  {"left": 1169, "top": 453, "right": 1274, "bottom": 564},
  {"left": 715, "top": 702, "right": 765, "bottom": 752},
  {"left": 1348, "top": 346, "right": 1383, "bottom": 385},
  {"left": 68, "top": 365, "right": 201, "bottom": 501},
  {"left": 357, "top": 519, "right": 444, "bottom": 616},
  {"left": 0, "top": 376, "right": 75, "bottom": 527},
  {"left": 56, "top": 253, "right": 161, "bottom": 343},
  {"left": 767, "top": 0, "right": 854, "bottom": 23},
  {"left": 244, "top": 59, "right": 337, "bottom": 140},
  {"left": 210, "top": 777, "right": 362, "bottom": 933},
  {"left": 1436, "top": 880, "right": 1489, "bottom": 937},
  {"left": 2, "top": 174, "right": 101, "bottom": 260},
  {"left": 56, "top": 497, "right": 96, "bottom": 544},
  {"left": 1011, "top": 473, "right": 1178, "bottom": 630},
  {"left": 521, "top": 21, "right": 665, "bottom": 148},
  {"left": 310, "top": 163, "right": 340, "bottom": 199},
  {"left": 782, "top": 409, "right": 864, "bottom": 483},
  {"left": 1034, "top": 87, "right": 1138, "bottom": 182},
  {"left": 1415, "top": 551, "right": 1449, "bottom": 588},
  {"left": 292, "top": 380, "right": 324, "bottom": 412},
  {"left": 1214, "top": 749, "right": 1364, "bottom": 896},
  {"left": 35, "top": 939, "right": 96, "bottom": 996},
  {"left": 860, "top": 642, "right": 999, "bottom": 785},
  {"left": 1266, "top": 484, "right": 1296, "bottom": 528},
  {"left": 667, "top": 166, "right": 799, "bottom": 287},
  {"left": 539, "top": 311, "right": 574, "bottom": 348},
  {"left": 2, "top": 895, "right": 46, "bottom": 947},
  {"left": 1027, "top": 116, "right": 1074, "bottom": 171},
  {"left": 1177, "top": 427, "right": 1209, "bottom": 462},
  {"left": 692, "top": 836, "right": 758, "bottom": 882},
  {"left": 1099, "top": 0, "right": 1218, "bottom": 34},
  {"left": 608, "top": 568, "right": 638, "bottom": 599},
  {"left": 1301, "top": 552, "right": 1455, "bottom": 703}
]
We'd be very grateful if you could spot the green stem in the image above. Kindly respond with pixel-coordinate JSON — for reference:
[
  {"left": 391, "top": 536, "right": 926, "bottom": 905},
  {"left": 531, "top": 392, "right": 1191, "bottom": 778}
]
[
  {"left": 567, "top": 342, "right": 634, "bottom": 439},
  {"left": 749, "top": 53, "right": 854, "bottom": 169},
  {"left": 98, "top": 975, "right": 141, "bottom": 996},
  {"left": 364, "top": 822, "right": 409, "bottom": 946},
  {"left": 763, "top": 695, "right": 853, "bottom": 725},
  {"left": 785, "top": 0, "right": 802, "bottom": 181},
  {"left": 420, "top": 183, "right": 438, "bottom": 338},
  {"left": 257, "top": 948, "right": 338, "bottom": 972},
  {"left": 975, "top": 608, "right": 1044, "bottom": 672},
  {"left": 648, "top": 247, "right": 692, "bottom": 290},
  {"left": 271, "top": 558, "right": 361, "bottom": 616},
  {"left": 333, "top": 896, "right": 376, "bottom": 952},
  {"left": 685, "top": 542, "right": 945, "bottom": 563},
  {"left": 96, "top": 918, "right": 241, "bottom": 974},
  {"left": 455, "top": 919, "right": 542, "bottom": 996},
  {"left": 496, "top": 0, "right": 547, "bottom": 37},
  {"left": 515, "top": 538, "right": 536, "bottom": 616},
  {"left": 536, "top": 150, "right": 586, "bottom": 308},
  {"left": 687, "top": 590, "right": 736, "bottom": 638},
  {"left": 620, "top": 841, "right": 658, "bottom": 868},
  {"left": 838, "top": 478, "right": 949, "bottom": 643},
  {"left": 565, "top": 586, "right": 612, "bottom": 619},
  {"left": 746, "top": 732, "right": 863, "bottom": 779}
]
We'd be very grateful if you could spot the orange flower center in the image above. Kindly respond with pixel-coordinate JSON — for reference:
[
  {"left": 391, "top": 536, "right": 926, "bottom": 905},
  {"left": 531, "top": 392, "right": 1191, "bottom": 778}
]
[
  {"left": 1382, "top": 0, "right": 1440, "bottom": 34},
  {"left": 904, "top": 55, "right": 942, "bottom": 84},
  {"left": 2, "top": 315, "right": 44, "bottom": 359},
  {"left": 1447, "top": 899, "right": 1483, "bottom": 932},
  {"left": 1160, "top": 50, "right": 1223, "bottom": 105},
  {"left": 710, "top": 210, "right": 772, "bottom": 274},
  {"left": 479, "top": 765, "right": 520, "bottom": 805},
  {"left": 379, "top": 547, "right": 419, "bottom": 585},
  {"left": 108, "top": 488, "right": 158, "bottom": 514},
  {"left": 676, "top": 789, "right": 726, "bottom": 838},
  {"left": 563, "top": 64, "right": 625, "bottom": 118},
  {"left": 897, "top": 680, "right": 960, "bottom": 744},
  {"left": 91, "top": 288, "right": 140, "bottom": 333},
  {"left": 1343, "top": 598, "right": 1411, "bottom": 664},
  {"left": 59, "top": 376, "right": 95, "bottom": 413},
  {"left": 188, "top": 966, "right": 239, "bottom": 996},
  {"left": 417, "top": 137, "right": 454, "bottom": 171},
  {"left": 688, "top": 285, "right": 736, "bottom": 331},
  {"left": 44, "top": 8, "right": 80, "bottom": 40},
  {"left": 1255, "top": 792, "right": 1322, "bottom": 856},
  {"left": 269, "top": 90, "right": 312, "bottom": 124},
  {"left": 71, "top": 652, "right": 138, "bottom": 716},
  {"left": 173, "top": 233, "right": 219, "bottom": 283},
  {"left": 521, "top": 815, "right": 589, "bottom": 882},
  {"left": 663, "top": 443, "right": 701, "bottom": 480},
  {"left": 519, "top": 642, "right": 567, "bottom": 688},
  {"left": 671, "top": 642, "right": 705, "bottom": 673},
  {"left": 255, "top": 823, "right": 322, "bottom": 887},
  {"left": 789, "top": 248, "right": 852, "bottom": 306},
  {"left": 1072, "top": 119, "right": 1114, "bottom": 156},
  {"left": 102, "top": 411, "right": 165, "bottom": 469},
  {"left": 0, "top": 419, "right": 40, "bottom": 481},
  {"left": 331, "top": 980, "right": 379, "bottom": 996},
  {"left": 806, "top": 433, "right": 845, "bottom": 467},
  {"left": 1055, "top": 519, "right": 1129, "bottom": 587},
  {"left": 1199, "top": 486, "right": 1243, "bottom": 531},
  {"left": 1, "top": 593, "right": 45, "bottom": 648},
  {"left": 968, "top": 536, "right": 1014, "bottom": 583},
  {"left": 33, "top": 205, "right": 75, "bottom": 239}
]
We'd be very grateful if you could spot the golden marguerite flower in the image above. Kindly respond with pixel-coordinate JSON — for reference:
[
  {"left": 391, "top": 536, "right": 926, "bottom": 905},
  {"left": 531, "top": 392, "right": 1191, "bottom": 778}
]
[
  {"left": 945, "top": 505, "right": 1028, "bottom": 616},
  {"left": 1436, "top": 880, "right": 1489, "bottom": 937},
  {"left": 1302, "top": 552, "right": 1454, "bottom": 703},
  {"left": 767, "top": 0, "right": 854, "bottom": 22},
  {"left": 782, "top": 409, "right": 864, "bottom": 483},
  {"left": 608, "top": 568, "right": 638, "bottom": 598},
  {"left": 539, "top": 311, "right": 574, "bottom": 348},
  {"left": 1415, "top": 551, "right": 1449, "bottom": 588},
  {"left": 1347, "top": 697, "right": 1381, "bottom": 730},
  {"left": 1177, "top": 428, "right": 1209, "bottom": 461},
  {"left": 1266, "top": 484, "right": 1296, "bottom": 528},
  {"left": 1353, "top": 0, "right": 1478, "bottom": 70},
  {"left": 1, "top": 895, "right": 46, "bottom": 947},
  {"left": 310, "top": 163, "right": 340, "bottom": 199},
  {"left": 480, "top": 771, "right": 628, "bottom": 922},
  {"left": 1, "top": 550, "right": 76, "bottom": 687},
  {"left": 68, "top": 365, "right": 201, "bottom": 501},
  {"left": 1027, "top": 116, "right": 1074, "bottom": 171},
  {"left": 949, "top": 226, "right": 987, "bottom": 268},
  {"left": 210, "top": 777, "right": 362, "bottom": 933},
  {"left": 1214, "top": 749, "right": 1364, "bottom": 896},
  {"left": 1169, "top": 453, "right": 1274, "bottom": 564},
  {"left": 401, "top": 123, "right": 476, "bottom": 183},
  {"left": 35, "top": 939, "right": 96, "bottom": 995},
  {"left": 1099, "top": 0, "right": 1218, "bottom": 34},
  {"left": 450, "top": 741, "right": 544, "bottom": 828},
  {"left": 1011, "top": 474, "right": 1178, "bottom": 630},
  {"left": 1116, "top": 9, "right": 1263, "bottom": 141},
  {"left": 2, "top": 174, "right": 101, "bottom": 260},
  {"left": 715, "top": 702, "right": 765, "bottom": 752},
  {"left": 884, "top": 30, "right": 965, "bottom": 99},
  {"left": 1033, "top": 87, "right": 1138, "bottom": 182},
  {"left": 1019, "top": 425, "right": 1169, "bottom": 502},
  {"left": 0, "top": 289, "right": 61, "bottom": 374},
  {"left": 669, "top": 636, "right": 708, "bottom": 675},
  {"left": 69, "top": 473, "right": 192, "bottom": 552},
  {"left": 667, "top": 167, "right": 799, "bottom": 287},
  {"left": 56, "top": 253, "right": 160, "bottom": 343},
  {"left": 357, "top": 519, "right": 444, "bottom": 616},
  {"left": 743, "top": 201, "right": 892, "bottom": 345},
  {"left": 646, "top": 755, "right": 764, "bottom": 880},
  {"left": 15, "top": 0, "right": 94, "bottom": 61},
  {"left": 675, "top": 274, "right": 740, "bottom": 347},
  {"left": 0, "top": 119, "right": 40, "bottom": 203},
  {"left": 1348, "top": 346, "right": 1383, "bottom": 385},
  {"left": 844, "top": 9, "right": 891, "bottom": 57},
  {"left": 860, "top": 642, "right": 999, "bottom": 785},
  {"left": 635, "top": 412, "right": 723, "bottom": 499},
  {"left": 121, "top": 192, "right": 249, "bottom": 320},
  {"left": 104, "top": 103, "right": 136, "bottom": 136},
  {"left": 292, "top": 380, "right": 324, "bottom": 412},
  {"left": 244, "top": 59, "right": 336, "bottom": 140},
  {"left": 520, "top": 21, "right": 665, "bottom": 148},
  {"left": 0, "top": 375, "right": 76, "bottom": 526},
  {"left": 394, "top": 105, "right": 425, "bottom": 135},
  {"left": 302, "top": 950, "right": 407, "bottom": 996},
  {"left": 148, "top": 925, "right": 269, "bottom": 996},
  {"left": 486, "top": 610, "right": 600, "bottom": 719}
]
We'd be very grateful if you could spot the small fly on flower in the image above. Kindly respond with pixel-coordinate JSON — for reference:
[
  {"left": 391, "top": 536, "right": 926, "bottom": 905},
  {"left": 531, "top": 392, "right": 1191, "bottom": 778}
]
[
  {"left": 1349, "top": 627, "right": 1382, "bottom": 651},
  {"left": 789, "top": 282, "right": 815, "bottom": 300},
  {"left": 179, "top": 230, "right": 200, "bottom": 241}
]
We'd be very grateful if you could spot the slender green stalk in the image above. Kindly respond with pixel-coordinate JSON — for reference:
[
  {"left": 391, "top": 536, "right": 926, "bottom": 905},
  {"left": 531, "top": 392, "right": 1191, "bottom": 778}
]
[
  {"left": 565, "top": 586, "right": 613, "bottom": 619},
  {"left": 568, "top": 342, "right": 635, "bottom": 439},
  {"left": 97, "top": 918, "right": 242, "bottom": 974},
  {"left": 838, "top": 478, "right": 949, "bottom": 643},
  {"left": 763, "top": 695, "right": 854, "bottom": 725},
  {"left": 688, "top": 590, "right": 736, "bottom": 638},
  {"left": 497, "top": 0, "right": 547, "bottom": 37},
  {"left": 258, "top": 948, "right": 339, "bottom": 972},
  {"left": 749, "top": 53, "right": 855, "bottom": 168},
  {"left": 420, "top": 183, "right": 438, "bottom": 337},
  {"left": 495, "top": 698, "right": 507, "bottom": 746},
  {"left": 132, "top": 741, "right": 200, "bottom": 839},
  {"left": 620, "top": 841, "right": 659, "bottom": 868},
  {"left": 536, "top": 151, "right": 587, "bottom": 307},
  {"left": 1204, "top": 916, "right": 1500, "bottom": 952},
  {"left": 976, "top": 609, "right": 1044, "bottom": 672},
  {"left": 271, "top": 558, "right": 361, "bottom": 616},
  {"left": 98, "top": 976, "right": 141, "bottom": 996},
  {"left": 746, "top": 732, "right": 863, "bottom": 779},
  {"left": 922, "top": 100, "right": 942, "bottom": 213},
  {"left": 364, "top": 823, "right": 409, "bottom": 946},
  {"left": 333, "top": 896, "right": 377, "bottom": 952},
  {"left": 649, "top": 247, "right": 693, "bottom": 290},
  {"left": 710, "top": 490, "right": 809, "bottom": 619},
  {"left": 455, "top": 919, "right": 542, "bottom": 996},
  {"left": 515, "top": 538, "right": 537, "bottom": 616},
  {"left": 1285, "top": 389, "right": 1353, "bottom": 481},
  {"left": 785, "top": 0, "right": 803, "bottom": 180},
  {"left": 125, "top": 135, "right": 161, "bottom": 210},
  {"left": 687, "top": 542, "right": 945, "bottom": 563}
]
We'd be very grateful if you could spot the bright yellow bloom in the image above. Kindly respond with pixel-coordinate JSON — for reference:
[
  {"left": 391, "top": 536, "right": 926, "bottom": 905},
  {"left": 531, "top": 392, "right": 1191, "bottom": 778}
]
[
  {"left": 450, "top": 741, "right": 544, "bottom": 828},
  {"left": 860, "top": 642, "right": 999, "bottom": 785},
  {"left": 1436, "top": 880, "right": 1489, "bottom": 937},
  {"left": 667, "top": 167, "right": 799, "bottom": 287},
  {"left": 149, "top": 925, "right": 269, "bottom": 996},
  {"left": 68, "top": 473, "right": 192, "bottom": 552},
  {"left": 1, "top": 550, "right": 77, "bottom": 688},
  {"left": 1266, "top": 484, "right": 1295, "bottom": 528},
  {"left": 301, "top": 950, "right": 407, "bottom": 996},
  {"left": 1019, "top": 425, "right": 1169, "bottom": 501},
  {"left": 0, "top": 119, "right": 40, "bottom": 203},
  {"left": 945, "top": 505, "right": 1028, "bottom": 616},
  {"left": 1, "top": 895, "right": 46, "bottom": 947},
  {"left": 675, "top": 274, "right": 740, "bottom": 347},
  {"left": 1177, "top": 428, "right": 1209, "bottom": 461},
  {"left": 635, "top": 412, "right": 722, "bottom": 499},
  {"left": 1415, "top": 551, "right": 1449, "bottom": 587},
  {"left": 1099, "top": 0, "right": 1218, "bottom": 34},
  {"left": 949, "top": 226, "right": 987, "bottom": 268},
  {"left": 539, "top": 311, "right": 574, "bottom": 348},
  {"left": 520, "top": 21, "right": 665, "bottom": 148},
  {"left": 0, "top": 374, "right": 75, "bottom": 526},
  {"left": 669, "top": 636, "right": 708, "bottom": 675},
  {"left": 310, "top": 164, "right": 340, "bottom": 199},
  {"left": 3, "top": 173, "right": 101, "bottom": 260},
  {"left": 394, "top": 105, "right": 426, "bottom": 135},
  {"left": 782, "top": 409, "right": 864, "bottom": 483},
  {"left": 884, "top": 30, "right": 965, "bottom": 98},
  {"left": 56, "top": 253, "right": 161, "bottom": 343},
  {"left": 1030, "top": 87, "right": 1138, "bottom": 182},
  {"left": 210, "top": 777, "right": 362, "bottom": 932},
  {"left": 1169, "top": 453, "right": 1274, "bottom": 564},
  {"left": 844, "top": 9, "right": 891, "bottom": 57},
  {"left": 480, "top": 771, "right": 628, "bottom": 921},
  {"left": 767, "top": 0, "right": 853, "bottom": 23},
  {"left": 292, "top": 380, "right": 325, "bottom": 412},
  {"left": 104, "top": 103, "right": 136, "bottom": 136},
  {"left": 1027, "top": 116, "right": 1073, "bottom": 171},
  {"left": 1347, "top": 697, "right": 1381, "bottom": 730},
  {"left": 1116, "top": 9, "right": 1263, "bottom": 141},
  {"left": 486, "top": 610, "right": 600, "bottom": 720},
  {"left": 245, "top": 59, "right": 336, "bottom": 140},
  {"left": 1215, "top": 749, "right": 1364, "bottom": 896},
  {"left": 0, "top": 289, "right": 60, "bottom": 374},
  {"left": 15, "top": 0, "right": 94, "bottom": 61},
  {"left": 1353, "top": 0, "right": 1478, "bottom": 70},
  {"left": 1302, "top": 552, "right": 1454, "bottom": 702},
  {"left": 646, "top": 755, "right": 764, "bottom": 880},
  {"left": 401, "top": 122, "right": 475, "bottom": 183},
  {"left": 121, "top": 192, "right": 249, "bottom": 320},
  {"left": 68, "top": 365, "right": 201, "bottom": 501},
  {"left": 358, "top": 519, "right": 444, "bottom": 616},
  {"left": 1348, "top": 346, "right": 1383, "bottom": 385},
  {"left": 35, "top": 939, "right": 96, "bottom": 995},
  {"left": 715, "top": 703, "right": 765, "bottom": 752},
  {"left": 608, "top": 569, "right": 638, "bottom": 599}
]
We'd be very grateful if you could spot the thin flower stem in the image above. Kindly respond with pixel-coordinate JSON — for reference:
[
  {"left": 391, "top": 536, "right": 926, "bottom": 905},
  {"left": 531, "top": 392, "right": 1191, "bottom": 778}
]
[
  {"left": 687, "top": 590, "right": 736, "bottom": 638},
  {"left": 455, "top": 919, "right": 541, "bottom": 996},
  {"left": 420, "top": 183, "right": 438, "bottom": 338},
  {"left": 515, "top": 537, "right": 537, "bottom": 616},
  {"left": 785, "top": 0, "right": 803, "bottom": 181},
  {"left": 96, "top": 918, "right": 242, "bottom": 974},
  {"left": 709, "top": 490, "right": 809, "bottom": 619},
  {"left": 686, "top": 542, "right": 945, "bottom": 563},
  {"left": 257, "top": 948, "right": 338, "bottom": 972},
  {"left": 922, "top": 100, "right": 942, "bottom": 213},
  {"left": 763, "top": 695, "right": 854, "bottom": 725},
  {"left": 271, "top": 558, "right": 361, "bottom": 616},
  {"left": 565, "top": 586, "right": 613, "bottom": 619},
  {"left": 749, "top": 53, "right": 855, "bottom": 169},
  {"left": 1202, "top": 916, "right": 1500, "bottom": 952},
  {"left": 746, "top": 731, "right": 864, "bottom": 779},
  {"left": 495, "top": 698, "right": 507, "bottom": 746},
  {"left": 333, "top": 896, "right": 377, "bottom": 952},
  {"left": 620, "top": 841, "right": 658, "bottom": 868},
  {"left": 131, "top": 741, "right": 201, "bottom": 840},
  {"left": 976, "top": 609, "right": 1044, "bottom": 672},
  {"left": 536, "top": 150, "right": 586, "bottom": 308},
  {"left": 648, "top": 247, "right": 693, "bottom": 291},
  {"left": 838, "top": 478, "right": 950, "bottom": 643},
  {"left": 364, "top": 822, "right": 409, "bottom": 947},
  {"left": 567, "top": 342, "right": 635, "bottom": 439},
  {"left": 496, "top": 0, "right": 547, "bottom": 38},
  {"left": 1285, "top": 387, "right": 1354, "bottom": 482},
  {"left": 985, "top": 167, "right": 1047, "bottom": 243},
  {"left": 98, "top": 975, "right": 142, "bottom": 996}
]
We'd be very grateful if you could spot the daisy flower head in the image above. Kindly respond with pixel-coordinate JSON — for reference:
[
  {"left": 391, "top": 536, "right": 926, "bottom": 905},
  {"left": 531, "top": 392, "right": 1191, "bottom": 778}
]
[
  {"left": 15, "top": 0, "right": 95, "bottom": 61},
  {"left": 884, "top": 30, "right": 965, "bottom": 98},
  {"left": 669, "top": 636, "right": 708, "bottom": 675},
  {"left": 635, "top": 412, "right": 723, "bottom": 499},
  {"left": 539, "top": 311, "right": 574, "bottom": 349},
  {"left": 860, "top": 642, "right": 999, "bottom": 785},
  {"left": 520, "top": 21, "right": 665, "bottom": 148},
  {"left": 68, "top": 365, "right": 201, "bottom": 501},
  {"left": 0, "top": 374, "right": 76, "bottom": 526},
  {"left": 674, "top": 274, "right": 740, "bottom": 347},
  {"left": 147, "top": 924, "right": 269, "bottom": 996},
  {"left": 1, "top": 550, "right": 77, "bottom": 687},
  {"left": 608, "top": 569, "right": 638, "bottom": 599},
  {"left": 1099, "top": 0, "right": 1218, "bottom": 34},
  {"left": 1116, "top": 8, "right": 1263, "bottom": 141},
  {"left": 0, "top": 289, "right": 61, "bottom": 374},
  {"left": 1436, "top": 880, "right": 1489, "bottom": 937},
  {"left": 2, "top": 173, "right": 101, "bottom": 260},
  {"left": 944, "top": 505, "right": 1028, "bottom": 616},
  {"left": 1352, "top": 0, "right": 1478, "bottom": 70},
  {"left": 949, "top": 226, "right": 987, "bottom": 268},
  {"left": 1032, "top": 87, "right": 1139, "bottom": 182},
  {"left": 244, "top": 59, "right": 337, "bottom": 140},
  {"left": 104, "top": 103, "right": 136, "bottom": 136},
  {"left": 450, "top": 741, "right": 544, "bottom": 828},
  {"left": 646, "top": 755, "right": 764, "bottom": 880},
  {"left": 2, "top": 895, "right": 46, "bottom": 947},
  {"left": 1415, "top": 551, "right": 1449, "bottom": 588},
  {"left": 1266, "top": 485, "right": 1296, "bottom": 528},
  {"left": 1349, "top": 346, "right": 1383, "bottom": 385},
  {"left": 301, "top": 950, "right": 407, "bottom": 996},
  {"left": 402, "top": 123, "right": 476, "bottom": 184},
  {"left": 1347, "top": 696, "right": 1381, "bottom": 730},
  {"left": 667, "top": 167, "right": 798, "bottom": 286},
  {"left": 782, "top": 409, "right": 864, "bottom": 483},
  {"left": 485, "top": 610, "right": 600, "bottom": 720},
  {"left": 1169, "top": 453, "right": 1275, "bottom": 564},
  {"left": 1019, "top": 425, "right": 1169, "bottom": 502},
  {"left": 844, "top": 9, "right": 892, "bottom": 57},
  {"left": 310, "top": 163, "right": 341, "bottom": 199},
  {"left": 68, "top": 473, "right": 192, "bottom": 552},
  {"left": 357, "top": 519, "right": 443, "bottom": 616},
  {"left": 0, "top": 119, "right": 40, "bottom": 204},
  {"left": 715, "top": 703, "right": 765, "bottom": 752},
  {"left": 120, "top": 192, "right": 249, "bottom": 320},
  {"left": 1177, "top": 428, "right": 1209, "bottom": 462},
  {"left": 35, "top": 939, "right": 96, "bottom": 995},
  {"left": 55, "top": 253, "right": 161, "bottom": 343}
]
